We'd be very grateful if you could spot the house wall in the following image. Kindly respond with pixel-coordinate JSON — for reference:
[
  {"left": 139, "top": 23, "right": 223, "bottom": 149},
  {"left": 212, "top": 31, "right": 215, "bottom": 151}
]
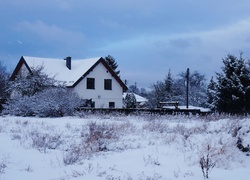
[
  {"left": 19, "top": 64, "right": 30, "bottom": 77},
  {"left": 73, "top": 63, "right": 124, "bottom": 108},
  {"left": 10, "top": 64, "right": 30, "bottom": 99}
]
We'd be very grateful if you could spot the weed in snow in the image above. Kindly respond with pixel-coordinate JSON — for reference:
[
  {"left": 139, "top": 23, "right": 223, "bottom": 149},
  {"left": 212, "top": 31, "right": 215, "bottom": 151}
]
[
  {"left": 143, "top": 154, "right": 160, "bottom": 166},
  {"left": 0, "top": 155, "right": 9, "bottom": 174},
  {"left": 29, "top": 130, "right": 63, "bottom": 153},
  {"left": 63, "top": 121, "right": 126, "bottom": 165},
  {"left": 21, "top": 164, "right": 33, "bottom": 172},
  {"left": 199, "top": 145, "right": 216, "bottom": 179}
]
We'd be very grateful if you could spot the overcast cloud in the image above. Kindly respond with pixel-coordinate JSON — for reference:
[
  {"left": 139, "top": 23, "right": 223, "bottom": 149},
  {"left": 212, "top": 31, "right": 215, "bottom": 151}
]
[{"left": 1, "top": 0, "right": 250, "bottom": 88}]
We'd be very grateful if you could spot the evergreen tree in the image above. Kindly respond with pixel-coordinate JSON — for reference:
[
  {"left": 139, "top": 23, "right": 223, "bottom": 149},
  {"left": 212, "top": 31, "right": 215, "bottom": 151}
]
[
  {"left": 0, "top": 61, "right": 9, "bottom": 111},
  {"left": 0, "top": 61, "right": 9, "bottom": 100},
  {"left": 164, "top": 69, "right": 173, "bottom": 100},
  {"left": 123, "top": 93, "right": 136, "bottom": 108},
  {"left": 216, "top": 53, "right": 250, "bottom": 113},
  {"left": 104, "top": 55, "right": 120, "bottom": 76},
  {"left": 128, "top": 82, "right": 140, "bottom": 94},
  {"left": 206, "top": 76, "right": 217, "bottom": 110}
]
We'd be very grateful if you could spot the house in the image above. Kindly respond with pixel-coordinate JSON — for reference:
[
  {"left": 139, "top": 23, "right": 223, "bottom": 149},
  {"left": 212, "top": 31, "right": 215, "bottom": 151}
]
[
  {"left": 123, "top": 92, "right": 148, "bottom": 108},
  {"left": 10, "top": 56, "right": 127, "bottom": 108}
]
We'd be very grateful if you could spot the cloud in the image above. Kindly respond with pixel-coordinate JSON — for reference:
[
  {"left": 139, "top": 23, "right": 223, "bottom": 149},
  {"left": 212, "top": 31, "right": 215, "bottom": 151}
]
[
  {"left": 103, "top": 16, "right": 250, "bottom": 54},
  {"left": 199, "top": 18, "right": 250, "bottom": 49},
  {"left": 15, "top": 20, "right": 86, "bottom": 47},
  {"left": 168, "top": 39, "right": 192, "bottom": 50},
  {"left": 96, "top": 17, "right": 250, "bottom": 85},
  {"left": 2, "top": 0, "right": 250, "bottom": 87}
]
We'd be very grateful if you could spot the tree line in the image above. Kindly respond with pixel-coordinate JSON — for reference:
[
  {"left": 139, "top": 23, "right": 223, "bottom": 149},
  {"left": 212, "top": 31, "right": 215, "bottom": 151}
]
[
  {"left": 126, "top": 69, "right": 207, "bottom": 109},
  {"left": 126, "top": 53, "right": 250, "bottom": 114},
  {"left": 0, "top": 53, "right": 250, "bottom": 115}
]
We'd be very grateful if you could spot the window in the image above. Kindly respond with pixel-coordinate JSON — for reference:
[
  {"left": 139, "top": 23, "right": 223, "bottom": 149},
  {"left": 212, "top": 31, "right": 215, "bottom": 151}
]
[
  {"left": 87, "top": 78, "right": 95, "bottom": 89},
  {"left": 91, "top": 101, "right": 95, "bottom": 108},
  {"left": 109, "top": 102, "right": 115, "bottom": 108},
  {"left": 104, "top": 79, "right": 112, "bottom": 90}
]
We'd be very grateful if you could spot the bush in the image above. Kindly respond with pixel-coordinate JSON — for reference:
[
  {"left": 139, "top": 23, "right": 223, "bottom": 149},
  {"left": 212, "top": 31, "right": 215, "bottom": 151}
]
[
  {"left": 8, "top": 65, "right": 56, "bottom": 97},
  {"left": 63, "top": 121, "right": 120, "bottom": 165},
  {"left": 3, "top": 96, "right": 36, "bottom": 116},
  {"left": 3, "top": 87, "right": 82, "bottom": 117},
  {"left": 85, "top": 122, "right": 118, "bottom": 152},
  {"left": 33, "top": 88, "right": 82, "bottom": 117},
  {"left": 29, "top": 130, "right": 63, "bottom": 153},
  {"left": 142, "top": 120, "right": 169, "bottom": 133}
]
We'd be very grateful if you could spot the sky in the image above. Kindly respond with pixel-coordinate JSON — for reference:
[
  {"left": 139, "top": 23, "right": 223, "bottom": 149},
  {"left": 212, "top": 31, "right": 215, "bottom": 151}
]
[{"left": 1, "top": 0, "right": 250, "bottom": 88}]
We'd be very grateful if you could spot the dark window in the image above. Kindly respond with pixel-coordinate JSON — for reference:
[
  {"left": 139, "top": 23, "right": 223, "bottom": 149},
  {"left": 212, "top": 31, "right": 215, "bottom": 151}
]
[
  {"left": 104, "top": 79, "right": 112, "bottom": 90},
  {"left": 109, "top": 102, "right": 115, "bottom": 108},
  {"left": 91, "top": 101, "right": 95, "bottom": 108},
  {"left": 87, "top": 78, "right": 95, "bottom": 89}
]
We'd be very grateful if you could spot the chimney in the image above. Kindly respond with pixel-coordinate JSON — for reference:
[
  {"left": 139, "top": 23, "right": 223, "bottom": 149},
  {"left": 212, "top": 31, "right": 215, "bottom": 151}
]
[{"left": 64, "top": 56, "right": 71, "bottom": 70}]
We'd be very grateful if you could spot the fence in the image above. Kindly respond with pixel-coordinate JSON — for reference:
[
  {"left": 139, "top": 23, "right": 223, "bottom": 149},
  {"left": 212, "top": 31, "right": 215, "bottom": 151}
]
[{"left": 79, "top": 107, "right": 210, "bottom": 116}]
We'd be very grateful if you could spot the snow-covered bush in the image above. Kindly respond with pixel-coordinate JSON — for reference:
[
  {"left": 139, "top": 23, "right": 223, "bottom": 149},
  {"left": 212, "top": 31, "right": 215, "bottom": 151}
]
[
  {"left": 142, "top": 120, "right": 169, "bottom": 133},
  {"left": 8, "top": 65, "right": 56, "bottom": 98},
  {"left": 3, "top": 64, "right": 82, "bottom": 117},
  {"left": 63, "top": 121, "right": 121, "bottom": 165},
  {"left": 235, "top": 120, "right": 250, "bottom": 155},
  {"left": 3, "top": 87, "right": 82, "bottom": 117},
  {"left": 63, "top": 143, "right": 82, "bottom": 165},
  {"left": 33, "top": 88, "right": 82, "bottom": 117},
  {"left": 3, "top": 96, "right": 36, "bottom": 116},
  {"left": 29, "top": 130, "right": 63, "bottom": 153},
  {"left": 86, "top": 122, "right": 119, "bottom": 152}
]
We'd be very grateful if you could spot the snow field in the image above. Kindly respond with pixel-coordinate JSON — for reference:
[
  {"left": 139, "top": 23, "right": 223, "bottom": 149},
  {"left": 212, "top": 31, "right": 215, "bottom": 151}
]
[{"left": 0, "top": 114, "right": 249, "bottom": 180}]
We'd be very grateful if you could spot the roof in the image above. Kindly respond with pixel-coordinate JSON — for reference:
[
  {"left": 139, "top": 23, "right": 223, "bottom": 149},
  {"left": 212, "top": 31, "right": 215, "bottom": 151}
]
[
  {"left": 123, "top": 93, "right": 148, "bottom": 103},
  {"left": 11, "top": 56, "right": 127, "bottom": 91}
]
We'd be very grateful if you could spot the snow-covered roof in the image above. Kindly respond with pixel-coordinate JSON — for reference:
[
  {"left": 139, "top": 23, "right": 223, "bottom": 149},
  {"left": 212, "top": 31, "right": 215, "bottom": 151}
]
[
  {"left": 123, "top": 93, "right": 148, "bottom": 103},
  {"left": 21, "top": 56, "right": 101, "bottom": 86},
  {"left": 11, "top": 55, "right": 128, "bottom": 91}
]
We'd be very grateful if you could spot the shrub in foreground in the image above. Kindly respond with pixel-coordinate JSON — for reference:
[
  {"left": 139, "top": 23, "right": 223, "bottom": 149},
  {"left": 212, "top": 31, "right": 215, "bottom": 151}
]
[{"left": 3, "top": 87, "right": 82, "bottom": 117}]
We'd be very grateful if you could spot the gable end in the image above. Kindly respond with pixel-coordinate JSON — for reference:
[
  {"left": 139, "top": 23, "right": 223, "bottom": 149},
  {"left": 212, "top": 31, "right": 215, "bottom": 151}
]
[
  {"left": 71, "top": 57, "right": 127, "bottom": 92},
  {"left": 100, "top": 58, "right": 128, "bottom": 92},
  {"left": 10, "top": 56, "right": 32, "bottom": 81}
]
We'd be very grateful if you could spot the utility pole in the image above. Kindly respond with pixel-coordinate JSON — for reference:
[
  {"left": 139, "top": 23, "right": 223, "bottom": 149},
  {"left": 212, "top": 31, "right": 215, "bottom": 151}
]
[{"left": 186, "top": 68, "right": 189, "bottom": 109}]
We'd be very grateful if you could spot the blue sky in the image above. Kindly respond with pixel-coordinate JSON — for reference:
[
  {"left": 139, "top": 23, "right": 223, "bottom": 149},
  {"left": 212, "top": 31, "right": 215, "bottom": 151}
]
[{"left": 1, "top": 0, "right": 250, "bottom": 88}]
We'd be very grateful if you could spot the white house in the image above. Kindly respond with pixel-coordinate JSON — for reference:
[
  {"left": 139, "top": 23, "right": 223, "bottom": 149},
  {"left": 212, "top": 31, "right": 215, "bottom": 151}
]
[{"left": 10, "top": 56, "right": 127, "bottom": 108}]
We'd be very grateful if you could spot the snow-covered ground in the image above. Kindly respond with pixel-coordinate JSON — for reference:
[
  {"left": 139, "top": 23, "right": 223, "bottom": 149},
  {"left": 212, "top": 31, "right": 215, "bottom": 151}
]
[{"left": 0, "top": 114, "right": 249, "bottom": 180}]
